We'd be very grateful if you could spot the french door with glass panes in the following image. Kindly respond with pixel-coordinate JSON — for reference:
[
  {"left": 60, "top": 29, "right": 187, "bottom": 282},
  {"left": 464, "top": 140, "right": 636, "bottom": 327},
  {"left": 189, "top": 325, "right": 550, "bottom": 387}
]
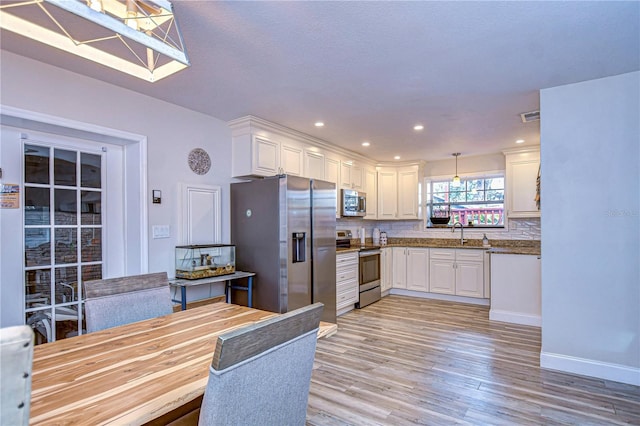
[{"left": 24, "top": 143, "right": 104, "bottom": 344}]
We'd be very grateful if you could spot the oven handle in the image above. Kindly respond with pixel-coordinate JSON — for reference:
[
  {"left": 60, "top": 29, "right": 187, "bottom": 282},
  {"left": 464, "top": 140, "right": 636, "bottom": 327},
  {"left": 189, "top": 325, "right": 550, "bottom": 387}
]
[{"left": 359, "top": 249, "right": 381, "bottom": 257}]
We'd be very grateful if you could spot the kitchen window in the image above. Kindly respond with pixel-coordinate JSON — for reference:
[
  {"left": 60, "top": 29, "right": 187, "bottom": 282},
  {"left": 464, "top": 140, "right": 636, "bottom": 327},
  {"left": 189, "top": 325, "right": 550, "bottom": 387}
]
[{"left": 425, "top": 174, "right": 505, "bottom": 228}]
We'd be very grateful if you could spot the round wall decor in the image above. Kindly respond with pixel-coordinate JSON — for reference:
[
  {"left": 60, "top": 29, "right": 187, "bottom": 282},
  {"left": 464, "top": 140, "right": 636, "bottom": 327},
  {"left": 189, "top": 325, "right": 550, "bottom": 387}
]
[{"left": 187, "top": 148, "right": 211, "bottom": 175}]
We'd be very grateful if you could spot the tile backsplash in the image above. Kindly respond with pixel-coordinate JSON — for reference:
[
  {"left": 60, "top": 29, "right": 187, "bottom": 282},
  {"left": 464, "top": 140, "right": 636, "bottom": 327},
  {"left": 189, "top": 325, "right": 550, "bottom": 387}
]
[{"left": 337, "top": 217, "right": 541, "bottom": 242}]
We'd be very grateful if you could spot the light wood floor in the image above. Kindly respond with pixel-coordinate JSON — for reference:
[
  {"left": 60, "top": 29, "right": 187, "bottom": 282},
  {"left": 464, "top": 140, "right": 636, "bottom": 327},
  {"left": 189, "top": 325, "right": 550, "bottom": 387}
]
[{"left": 307, "top": 295, "right": 640, "bottom": 425}]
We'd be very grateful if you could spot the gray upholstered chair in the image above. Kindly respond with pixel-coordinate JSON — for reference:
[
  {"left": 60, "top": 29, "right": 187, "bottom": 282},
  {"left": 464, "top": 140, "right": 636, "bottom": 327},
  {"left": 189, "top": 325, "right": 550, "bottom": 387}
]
[
  {"left": 84, "top": 272, "right": 173, "bottom": 333},
  {"left": 0, "top": 325, "right": 35, "bottom": 426},
  {"left": 198, "top": 303, "right": 324, "bottom": 426}
]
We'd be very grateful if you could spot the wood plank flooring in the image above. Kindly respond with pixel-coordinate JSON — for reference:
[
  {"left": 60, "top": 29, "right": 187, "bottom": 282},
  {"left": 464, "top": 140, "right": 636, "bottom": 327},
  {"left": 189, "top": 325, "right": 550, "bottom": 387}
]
[{"left": 307, "top": 296, "right": 640, "bottom": 425}]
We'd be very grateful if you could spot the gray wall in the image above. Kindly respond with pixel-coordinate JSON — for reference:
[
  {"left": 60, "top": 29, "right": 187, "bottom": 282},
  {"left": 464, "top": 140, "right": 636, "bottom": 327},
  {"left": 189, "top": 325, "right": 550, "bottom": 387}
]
[{"left": 540, "top": 71, "right": 639, "bottom": 384}]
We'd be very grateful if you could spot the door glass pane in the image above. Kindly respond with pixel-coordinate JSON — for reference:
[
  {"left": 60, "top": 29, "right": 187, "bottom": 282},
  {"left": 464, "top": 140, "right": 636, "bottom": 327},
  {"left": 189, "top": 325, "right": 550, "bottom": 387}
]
[
  {"left": 55, "top": 267, "right": 78, "bottom": 303},
  {"left": 55, "top": 228, "right": 77, "bottom": 264},
  {"left": 81, "top": 190, "right": 101, "bottom": 225},
  {"left": 82, "top": 264, "right": 102, "bottom": 282},
  {"left": 25, "top": 187, "right": 50, "bottom": 225},
  {"left": 54, "top": 149, "right": 77, "bottom": 186},
  {"left": 81, "top": 153, "right": 101, "bottom": 188},
  {"left": 25, "top": 269, "right": 51, "bottom": 308},
  {"left": 55, "top": 307, "right": 80, "bottom": 340},
  {"left": 25, "top": 229, "right": 51, "bottom": 267},
  {"left": 81, "top": 228, "right": 102, "bottom": 262},
  {"left": 26, "top": 308, "right": 53, "bottom": 345},
  {"left": 55, "top": 189, "right": 77, "bottom": 225},
  {"left": 24, "top": 145, "right": 49, "bottom": 184}
]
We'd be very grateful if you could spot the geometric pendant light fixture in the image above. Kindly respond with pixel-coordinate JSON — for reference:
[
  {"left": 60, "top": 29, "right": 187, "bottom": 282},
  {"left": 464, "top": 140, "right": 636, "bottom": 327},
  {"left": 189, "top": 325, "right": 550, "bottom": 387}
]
[{"left": 0, "top": 0, "right": 190, "bottom": 82}]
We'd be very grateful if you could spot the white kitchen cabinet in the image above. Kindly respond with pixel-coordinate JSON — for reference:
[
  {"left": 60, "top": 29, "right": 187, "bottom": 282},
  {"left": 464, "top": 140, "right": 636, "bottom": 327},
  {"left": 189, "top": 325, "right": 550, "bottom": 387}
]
[
  {"left": 280, "top": 143, "right": 303, "bottom": 176},
  {"left": 231, "top": 135, "right": 280, "bottom": 177},
  {"left": 391, "top": 247, "right": 407, "bottom": 289},
  {"left": 340, "top": 161, "right": 363, "bottom": 190},
  {"left": 397, "top": 166, "right": 420, "bottom": 219},
  {"left": 429, "top": 248, "right": 484, "bottom": 298},
  {"left": 406, "top": 248, "right": 429, "bottom": 292},
  {"left": 231, "top": 134, "right": 304, "bottom": 178},
  {"left": 380, "top": 247, "right": 393, "bottom": 293},
  {"left": 364, "top": 167, "right": 377, "bottom": 220},
  {"left": 336, "top": 251, "right": 359, "bottom": 314},
  {"left": 489, "top": 253, "right": 541, "bottom": 326},
  {"left": 377, "top": 168, "right": 398, "bottom": 220},
  {"left": 504, "top": 148, "right": 540, "bottom": 218},
  {"left": 391, "top": 247, "right": 429, "bottom": 291},
  {"left": 429, "top": 249, "right": 456, "bottom": 294},
  {"left": 454, "top": 249, "right": 484, "bottom": 298},
  {"left": 324, "top": 156, "right": 340, "bottom": 218},
  {"left": 376, "top": 165, "right": 420, "bottom": 220},
  {"left": 304, "top": 149, "right": 325, "bottom": 180}
]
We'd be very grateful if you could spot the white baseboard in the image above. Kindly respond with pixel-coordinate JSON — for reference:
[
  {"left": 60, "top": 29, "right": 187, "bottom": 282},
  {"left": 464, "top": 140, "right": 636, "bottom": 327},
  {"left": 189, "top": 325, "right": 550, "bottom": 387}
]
[
  {"left": 540, "top": 351, "right": 640, "bottom": 386},
  {"left": 489, "top": 309, "right": 541, "bottom": 327},
  {"left": 389, "top": 289, "right": 490, "bottom": 306}
]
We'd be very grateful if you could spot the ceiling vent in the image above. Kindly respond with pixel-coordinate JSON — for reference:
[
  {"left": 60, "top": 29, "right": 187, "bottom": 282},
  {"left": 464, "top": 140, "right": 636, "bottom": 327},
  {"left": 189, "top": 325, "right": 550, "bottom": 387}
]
[{"left": 520, "top": 110, "right": 540, "bottom": 123}]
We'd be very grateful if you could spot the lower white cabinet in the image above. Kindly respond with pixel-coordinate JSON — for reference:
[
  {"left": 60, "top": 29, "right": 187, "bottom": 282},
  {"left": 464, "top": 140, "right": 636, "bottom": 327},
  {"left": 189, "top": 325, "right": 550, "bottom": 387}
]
[
  {"left": 380, "top": 247, "right": 393, "bottom": 293},
  {"left": 392, "top": 247, "right": 407, "bottom": 289},
  {"left": 391, "top": 247, "right": 429, "bottom": 291},
  {"left": 406, "top": 248, "right": 429, "bottom": 292},
  {"left": 429, "top": 249, "right": 484, "bottom": 298},
  {"left": 336, "top": 251, "right": 359, "bottom": 313}
]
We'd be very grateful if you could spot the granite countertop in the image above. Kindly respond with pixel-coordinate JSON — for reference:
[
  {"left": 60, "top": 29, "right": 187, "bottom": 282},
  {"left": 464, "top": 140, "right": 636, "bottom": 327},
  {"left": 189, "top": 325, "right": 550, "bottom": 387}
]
[{"left": 337, "top": 237, "right": 541, "bottom": 256}]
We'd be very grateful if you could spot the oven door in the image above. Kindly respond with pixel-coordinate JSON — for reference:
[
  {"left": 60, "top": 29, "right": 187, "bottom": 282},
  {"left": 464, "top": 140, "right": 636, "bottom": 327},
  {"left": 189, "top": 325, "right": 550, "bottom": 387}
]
[{"left": 359, "top": 250, "right": 380, "bottom": 286}]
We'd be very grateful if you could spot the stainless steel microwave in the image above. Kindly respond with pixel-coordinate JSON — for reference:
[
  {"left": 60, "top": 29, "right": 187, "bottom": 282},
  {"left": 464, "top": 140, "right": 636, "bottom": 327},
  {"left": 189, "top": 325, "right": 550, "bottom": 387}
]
[{"left": 341, "top": 189, "right": 366, "bottom": 217}]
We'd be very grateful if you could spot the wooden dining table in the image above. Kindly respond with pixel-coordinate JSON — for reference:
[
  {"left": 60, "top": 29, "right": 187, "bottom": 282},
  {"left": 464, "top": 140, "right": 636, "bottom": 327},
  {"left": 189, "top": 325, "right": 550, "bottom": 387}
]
[{"left": 30, "top": 302, "right": 337, "bottom": 425}]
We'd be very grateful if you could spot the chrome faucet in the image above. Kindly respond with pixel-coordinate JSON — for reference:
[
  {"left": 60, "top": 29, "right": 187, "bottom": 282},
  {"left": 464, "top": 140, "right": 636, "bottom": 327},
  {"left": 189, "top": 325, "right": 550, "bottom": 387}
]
[{"left": 452, "top": 221, "right": 467, "bottom": 245}]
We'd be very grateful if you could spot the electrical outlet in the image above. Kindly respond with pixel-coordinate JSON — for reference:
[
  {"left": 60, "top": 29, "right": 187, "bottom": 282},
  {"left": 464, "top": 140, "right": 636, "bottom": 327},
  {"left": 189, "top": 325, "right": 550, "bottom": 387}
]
[{"left": 152, "top": 225, "right": 170, "bottom": 239}]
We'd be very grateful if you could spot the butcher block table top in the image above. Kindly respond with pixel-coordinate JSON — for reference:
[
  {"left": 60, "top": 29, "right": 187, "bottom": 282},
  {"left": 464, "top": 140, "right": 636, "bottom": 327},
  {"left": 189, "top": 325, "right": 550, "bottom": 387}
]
[{"left": 30, "top": 302, "right": 337, "bottom": 425}]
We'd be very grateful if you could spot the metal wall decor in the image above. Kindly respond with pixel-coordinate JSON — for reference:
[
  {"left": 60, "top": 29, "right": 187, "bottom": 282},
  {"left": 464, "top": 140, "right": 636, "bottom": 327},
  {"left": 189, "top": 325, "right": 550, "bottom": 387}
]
[{"left": 188, "top": 148, "right": 211, "bottom": 175}]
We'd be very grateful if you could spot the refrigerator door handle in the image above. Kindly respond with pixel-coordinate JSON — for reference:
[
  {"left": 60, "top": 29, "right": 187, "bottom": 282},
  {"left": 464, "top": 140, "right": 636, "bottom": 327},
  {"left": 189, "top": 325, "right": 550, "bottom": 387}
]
[{"left": 292, "top": 232, "right": 306, "bottom": 263}]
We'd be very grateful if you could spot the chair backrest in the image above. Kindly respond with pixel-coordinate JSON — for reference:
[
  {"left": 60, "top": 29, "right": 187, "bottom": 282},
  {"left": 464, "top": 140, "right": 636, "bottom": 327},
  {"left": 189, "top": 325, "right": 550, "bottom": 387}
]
[
  {"left": 198, "top": 302, "right": 324, "bottom": 426},
  {"left": 84, "top": 272, "right": 173, "bottom": 333},
  {"left": 0, "top": 325, "right": 35, "bottom": 426}
]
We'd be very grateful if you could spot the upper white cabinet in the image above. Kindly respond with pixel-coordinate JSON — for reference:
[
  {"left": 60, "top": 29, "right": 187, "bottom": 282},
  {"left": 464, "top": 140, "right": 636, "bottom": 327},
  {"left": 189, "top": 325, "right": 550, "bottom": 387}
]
[
  {"left": 364, "top": 167, "right": 377, "bottom": 220},
  {"left": 340, "top": 161, "right": 363, "bottom": 190},
  {"left": 377, "top": 164, "right": 421, "bottom": 220},
  {"left": 231, "top": 135, "right": 280, "bottom": 177},
  {"left": 397, "top": 166, "right": 420, "bottom": 219},
  {"left": 281, "top": 143, "right": 303, "bottom": 176},
  {"left": 377, "top": 168, "right": 398, "bottom": 220},
  {"left": 324, "top": 155, "right": 340, "bottom": 218},
  {"left": 504, "top": 148, "right": 540, "bottom": 218},
  {"left": 304, "top": 150, "right": 325, "bottom": 180}
]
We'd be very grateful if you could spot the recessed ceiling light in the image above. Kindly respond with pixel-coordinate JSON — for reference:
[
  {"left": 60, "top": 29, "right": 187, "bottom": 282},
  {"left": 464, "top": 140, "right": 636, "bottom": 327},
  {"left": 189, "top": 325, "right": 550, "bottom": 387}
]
[
  {"left": 413, "top": 124, "right": 424, "bottom": 131},
  {"left": 314, "top": 122, "right": 324, "bottom": 127},
  {"left": 516, "top": 139, "right": 525, "bottom": 144},
  {"left": 394, "top": 155, "right": 401, "bottom": 160},
  {"left": 362, "top": 141, "right": 370, "bottom": 147}
]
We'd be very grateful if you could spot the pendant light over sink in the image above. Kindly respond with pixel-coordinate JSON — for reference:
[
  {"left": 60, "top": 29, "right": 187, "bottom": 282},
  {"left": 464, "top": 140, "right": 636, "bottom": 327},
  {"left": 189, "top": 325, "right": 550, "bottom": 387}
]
[{"left": 452, "top": 153, "right": 461, "bottom": 186}]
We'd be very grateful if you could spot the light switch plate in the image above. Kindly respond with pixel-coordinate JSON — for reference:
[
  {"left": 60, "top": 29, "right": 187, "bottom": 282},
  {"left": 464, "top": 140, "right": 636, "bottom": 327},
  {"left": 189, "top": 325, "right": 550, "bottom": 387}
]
[{"left": 152, "top": 225, "right": 170, "bottom": 239}]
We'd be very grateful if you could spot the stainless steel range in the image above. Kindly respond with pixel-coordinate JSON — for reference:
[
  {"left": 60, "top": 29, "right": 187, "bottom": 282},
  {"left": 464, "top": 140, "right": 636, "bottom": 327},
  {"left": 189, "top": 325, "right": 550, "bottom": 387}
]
[{"left": 336, "top": 231, "right": 381, "bottom": 308}]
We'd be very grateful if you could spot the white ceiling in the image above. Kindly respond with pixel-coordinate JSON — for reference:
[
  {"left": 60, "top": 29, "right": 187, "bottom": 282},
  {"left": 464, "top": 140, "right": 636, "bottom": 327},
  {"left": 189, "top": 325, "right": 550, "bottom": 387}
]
[{"left": 1, "top": 1, "right": 639, "bottom": 162}]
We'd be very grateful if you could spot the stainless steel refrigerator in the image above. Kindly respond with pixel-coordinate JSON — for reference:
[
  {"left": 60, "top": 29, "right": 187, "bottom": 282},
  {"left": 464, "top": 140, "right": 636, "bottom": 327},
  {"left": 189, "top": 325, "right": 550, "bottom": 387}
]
[{"left": 230, "top": 175, "right": 337, "bottom": 323}]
